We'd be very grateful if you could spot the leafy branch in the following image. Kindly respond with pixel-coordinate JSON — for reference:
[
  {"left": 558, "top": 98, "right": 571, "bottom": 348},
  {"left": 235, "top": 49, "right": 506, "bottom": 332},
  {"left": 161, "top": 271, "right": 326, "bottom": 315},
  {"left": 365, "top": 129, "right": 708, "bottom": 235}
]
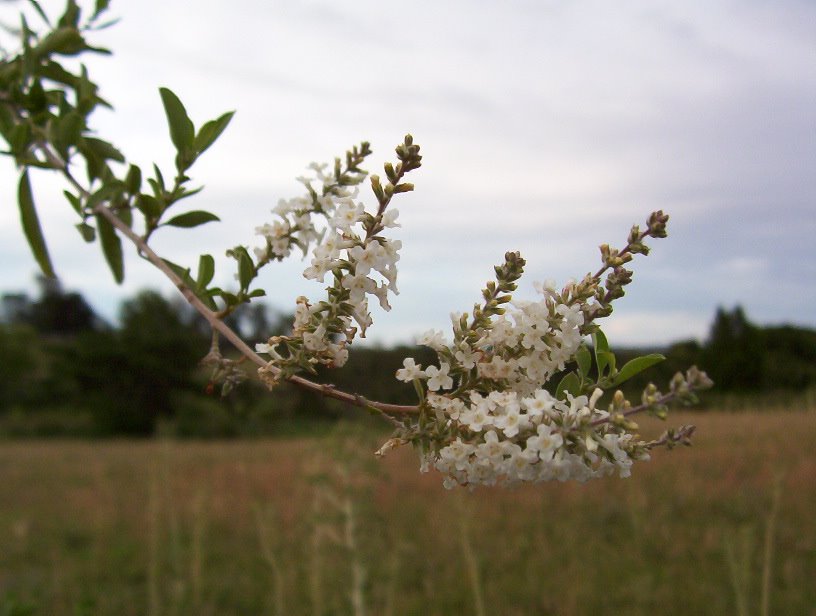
[
  {"left": 0, "top": 0, "right": 418, "bottom": 416},
  {"left": 1, "top": 1, "right": 713, "bottom": 488}
]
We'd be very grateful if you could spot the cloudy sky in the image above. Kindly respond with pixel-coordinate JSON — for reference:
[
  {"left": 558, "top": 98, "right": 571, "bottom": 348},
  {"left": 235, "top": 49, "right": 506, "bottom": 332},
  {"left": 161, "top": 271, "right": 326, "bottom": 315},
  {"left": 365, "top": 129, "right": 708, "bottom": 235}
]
[{"left": 0, "top": 0, "right": 814, "bottom": 347}]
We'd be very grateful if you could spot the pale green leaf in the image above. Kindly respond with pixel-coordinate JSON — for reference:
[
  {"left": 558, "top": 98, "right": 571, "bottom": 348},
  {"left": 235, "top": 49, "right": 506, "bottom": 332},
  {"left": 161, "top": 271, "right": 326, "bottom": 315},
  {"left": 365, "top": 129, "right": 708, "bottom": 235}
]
[{"left": 18, "top": 170, "right": 55, "bottom": 278}]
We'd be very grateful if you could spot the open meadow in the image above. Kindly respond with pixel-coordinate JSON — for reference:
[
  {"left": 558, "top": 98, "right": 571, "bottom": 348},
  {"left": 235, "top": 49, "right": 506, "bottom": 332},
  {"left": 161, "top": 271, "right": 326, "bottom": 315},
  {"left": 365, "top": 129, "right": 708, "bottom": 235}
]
[{"left": 1, "top": 409, "right": 814, "bottom": 616}]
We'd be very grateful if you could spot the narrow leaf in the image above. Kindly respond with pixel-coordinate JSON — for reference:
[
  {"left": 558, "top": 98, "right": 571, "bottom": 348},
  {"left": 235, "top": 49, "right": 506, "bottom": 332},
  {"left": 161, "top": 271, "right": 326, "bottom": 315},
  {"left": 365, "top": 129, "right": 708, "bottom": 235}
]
[
  {"left": 18, "top": 170, "right": 55, "bottom": 278},
  {"left": 37, "top": 61, "right": 78, "bottom": 88},
  {"left": 194, "top": 111, "right": 234, "bottom": 155},
  {"left": 10, "top": 123, "right": 32, "bottom": 156},
  {"left": 152, "top": 164, "right": 166, "bottom": 193},
  {"left": 159, "top": 87, "right": 195, "bottom": 156},
  {"left": 219, "top": 291, "right": 239, "bottom": 307},
  {"left": 555, "top": 371, "right": 581, "bottom": 401},
  {"left": 125, "top": 164, "right": 141, "bottom": 194},
  {"left": 196, "top": 254, "right": 215, "bottom": 289},
  {"left": 592, "top": 329, "right": 611, "bottom": 377},
  {"left": 609, "top": 354, "right": 665, "bottom": 388},
  {"left": 27, "top": 1, "right": 51, "bottom": 26},
  {"left": 238, "top": 249, "right": 254, "bottom": 290},
  {"left": 94, "top": 212, "right": 124, "bottom": 283},
  {"left": 55, "top": 111, "right": 84, "bottom": 157},
  {"left": 37, "top": 27, "right": 87, "bottom": 57},
  {"left": 161, "top": 259, "right": 194, "bottom": 287},
  {"left": 163, "top": 258, "right": 214, "bottom": 309},
  {"left": 57, "top": 0, "right": 81, "bottom": 28},
  {"left": 92, "top": 0, "right": 111, "bottom": 20},
  {"left": 597, "top": 350, "right": 616, "bottom": 381},
  {"left": 81, "top": 137, "right": 124, "bottom": 162},
  {"left": 163, "top": 210, "right": 219, "bottom": 228},
  {"left": 75, "top": 222, "right": 95, "bottom": 242},
  {"left": 63, "top": 190, "right": 82, "bottom": 216},
  {"left": 575, "top": 344, "right": 592, "bottom": 379},
  {"left": 136, "top": 194, "right": 162, "bottom": 218}
]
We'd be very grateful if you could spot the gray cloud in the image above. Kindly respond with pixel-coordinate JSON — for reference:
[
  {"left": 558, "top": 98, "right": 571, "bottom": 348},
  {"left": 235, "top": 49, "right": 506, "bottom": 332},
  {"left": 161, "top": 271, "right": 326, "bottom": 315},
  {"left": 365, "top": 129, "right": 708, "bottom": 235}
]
[{"left": 0, "top": 0, "right": 813, "bottom": 345}]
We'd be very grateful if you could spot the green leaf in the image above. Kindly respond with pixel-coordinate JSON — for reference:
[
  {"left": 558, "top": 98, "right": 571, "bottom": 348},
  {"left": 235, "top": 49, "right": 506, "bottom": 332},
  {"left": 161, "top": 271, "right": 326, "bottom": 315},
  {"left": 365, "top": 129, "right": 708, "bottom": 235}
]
[
  {"left": 27, "top": 1, "right": 51, "bottom": 26},
  {"left": 118, "top": 206, "right": 133, "bottom": 228},
  {"left": 57, "top": 0, "right": 81, "bottom": 28},
  {"left": 10, "top": 123, "right": 32, "bottom": 156},
  {"left": 62, "top": 190, "right": 82, "bottom": 216},
  {"left": 36, "top": 27, "right": 87, "bottom": 57},
  {"left": 18, "top": 170, "right": 55, "bottom": 278},
  {"left": 194, "top": 111, "right": 234, "bottom": 156},
  {"left": 575, "top": 343, "right": 592, "bottom": 379},
  {"left": 219, "top": 291, "right": 239, "bottom": 307},
  {"left": 163, "top": 210, "right": 219, "bottom": 228},
  {"left": 163, "top": 258, "right": 216, "bottom": 308},
  {"left": 0, "top": 105, "right": 15, "bottom": 139},
  {"left": 237, "top": 249, "right": 254, "bottom": 290},
  {"left": 196, "top": 254, "right": 215, "bottom": 289},
  {"left": 158, "top": 87, "right": 195, "bottom": 158},
  {"left": 92, "top": 0, "right": 111, "bottom": 20},
  {"left": 135, "top": 194, "right": 162, "bottom": 218},
  {"left": 125, "top": 164, "right": 141, "bottom": 194},
  {"left": 152, "top": 164, "right": 166, "bottom": 193},
  {"left": 38, "top": 61, "right": 78, "bottom": 88},
  {"left": 592, "top": 329, "right": 611, "bottom": 377},
  {"left": 80, "top": 137, "right": 124, "bottom": 163},
  {"left": 85, "top": 182, "right": 122, "bottom": 211},
  {"left": 170, "top": 185, "right": 204, "bottom": 204},
  {"left": 608, "top": 354, "right": 665, "bottom": 388},
  {"left": 55, "top": 111, "right": 84, "bottom": 157},
  {"left": 27, "top": 79, "right": 47, "bottom": 112},
  {"left": 161, "top": 259, "right": 194, "bottom": 287},
  {"left": 247, "top": 289, "right": 266, "bottom": 298},
  {"left": 75, "top": 222, "right": 95, "bottom": 242},
  {"left": 555, "top": 371, "right": 581, "bottom": 401},
  {"left": 94, "top": 212, "right": 124, "bottom": 283},
  {"left": 596, "top": 350, "right": 616, "bottom": 380}
]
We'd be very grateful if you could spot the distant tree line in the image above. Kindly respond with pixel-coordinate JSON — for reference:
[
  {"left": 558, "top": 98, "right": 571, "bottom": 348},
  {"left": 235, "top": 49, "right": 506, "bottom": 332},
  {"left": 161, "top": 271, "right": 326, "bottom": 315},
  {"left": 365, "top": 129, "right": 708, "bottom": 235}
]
[
  {"left": 0, "top": 278, "right": 427, "bottom": 437},
  {"left": 615, "top": 306, "right": 816, "bottom": 395},
  {"left": 1, "top": 280, "right": 814, "bottom": 437}
]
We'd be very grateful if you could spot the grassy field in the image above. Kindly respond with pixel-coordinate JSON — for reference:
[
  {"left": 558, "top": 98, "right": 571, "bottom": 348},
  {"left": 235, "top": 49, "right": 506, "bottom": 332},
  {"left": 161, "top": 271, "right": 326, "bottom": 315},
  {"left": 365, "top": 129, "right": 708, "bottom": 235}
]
[{"left": 1, "top": 410, "right": 814, "bottom": 616}]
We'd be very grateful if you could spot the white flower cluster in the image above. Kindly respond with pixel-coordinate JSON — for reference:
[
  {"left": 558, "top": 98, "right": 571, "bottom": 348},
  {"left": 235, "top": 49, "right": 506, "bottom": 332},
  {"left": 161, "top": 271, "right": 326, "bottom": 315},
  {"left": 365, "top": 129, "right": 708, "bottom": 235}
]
[
  {"left": 421, "top": 389, "right": 644, "bottom": 489},
  {"left": 399, "top": 283, "right": 588, "bottom": 395},
  {"left": 254, "top": 159, "right": 403, "bottom": 374},
  {"left": 395, "top": 275, "right": 652, "bottom": 488}
]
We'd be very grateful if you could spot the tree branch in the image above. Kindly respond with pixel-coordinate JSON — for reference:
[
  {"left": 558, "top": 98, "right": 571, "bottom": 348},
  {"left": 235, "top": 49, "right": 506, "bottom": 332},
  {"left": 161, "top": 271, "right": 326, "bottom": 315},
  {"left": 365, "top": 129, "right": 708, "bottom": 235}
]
[{"left": 32, "top": 139, "right": 419, "bottom": 416}]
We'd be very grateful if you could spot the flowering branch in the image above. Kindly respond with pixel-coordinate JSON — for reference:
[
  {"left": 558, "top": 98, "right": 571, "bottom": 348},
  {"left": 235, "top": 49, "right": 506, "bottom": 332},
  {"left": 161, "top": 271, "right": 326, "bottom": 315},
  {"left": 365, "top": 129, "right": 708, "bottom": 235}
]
[
  {"left": 32, "top": 134, "right": 420, "bottom": 414},
  {"left": 0, "top": 1, "right": 713, "bottom": 489}
]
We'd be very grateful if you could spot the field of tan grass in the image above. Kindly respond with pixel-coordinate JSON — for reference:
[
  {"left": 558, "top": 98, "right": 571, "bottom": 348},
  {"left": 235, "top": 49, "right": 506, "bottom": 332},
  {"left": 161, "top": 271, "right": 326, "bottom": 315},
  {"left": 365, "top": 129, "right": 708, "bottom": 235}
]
[{"left": 1, "top": 409, "right": 814, "bottom": 615}]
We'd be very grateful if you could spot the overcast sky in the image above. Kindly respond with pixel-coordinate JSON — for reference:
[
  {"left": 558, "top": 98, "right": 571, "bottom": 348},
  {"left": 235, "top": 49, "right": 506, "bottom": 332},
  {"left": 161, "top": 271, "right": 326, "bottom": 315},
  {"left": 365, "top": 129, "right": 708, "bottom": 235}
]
[{"left": 1, "top": 0, "right": 814, "bottom": 347}]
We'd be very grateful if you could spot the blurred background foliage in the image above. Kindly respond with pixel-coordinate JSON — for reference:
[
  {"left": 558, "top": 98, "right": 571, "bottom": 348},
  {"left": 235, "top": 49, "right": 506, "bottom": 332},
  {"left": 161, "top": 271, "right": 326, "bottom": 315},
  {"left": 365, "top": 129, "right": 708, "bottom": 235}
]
[{"left": 1, "top": 277, "right": 814, "bottom": 438}]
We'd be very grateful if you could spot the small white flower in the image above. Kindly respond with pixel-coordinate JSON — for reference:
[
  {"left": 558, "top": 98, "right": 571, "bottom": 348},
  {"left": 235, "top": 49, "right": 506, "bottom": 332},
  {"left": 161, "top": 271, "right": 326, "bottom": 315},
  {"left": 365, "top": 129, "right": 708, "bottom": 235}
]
[
  {"left": 302, "top": 326, "right": 328, "bottom": 352},
  {"left": 331, "top": 200, "right": 364, "bottom": 231},
  {"left": 522, "top": 389, "right": 557, "bottom": 418},
  {"left": 396, "top": 357, "right": 425, "bottom": 382},
  {"left": 475, "top": 430, "right": 504, "bottom": 463},
  {"left": 425, "top": 363, "right": 453, "bottom": 391},
  {"left": 526, "top": 423, "right": 563, "bottom": 459},
  {"left": 341, "top": 272, "right": 376, "bottom": 303},
  {"left": 493, "top": 405, "right": 528, "bottom": 438},
  {"left": 454, "top": 343, "right": 478, "bottom": 370},
  {"left": 459, "top": 403, "right": 492, "bottom": 432},
  {"left": 381, "top": 208, "right": 400, "bottom": 228},
  {"left": 418, "top": 329, "right": 447, "bottom": 351}
]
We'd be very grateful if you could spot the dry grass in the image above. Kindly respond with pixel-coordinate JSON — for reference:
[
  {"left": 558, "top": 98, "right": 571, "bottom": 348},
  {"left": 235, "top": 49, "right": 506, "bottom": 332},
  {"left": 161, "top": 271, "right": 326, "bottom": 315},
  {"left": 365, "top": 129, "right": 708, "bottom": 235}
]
[{"left": 1, "top": 410, "right": 814, "bottom": 615}]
